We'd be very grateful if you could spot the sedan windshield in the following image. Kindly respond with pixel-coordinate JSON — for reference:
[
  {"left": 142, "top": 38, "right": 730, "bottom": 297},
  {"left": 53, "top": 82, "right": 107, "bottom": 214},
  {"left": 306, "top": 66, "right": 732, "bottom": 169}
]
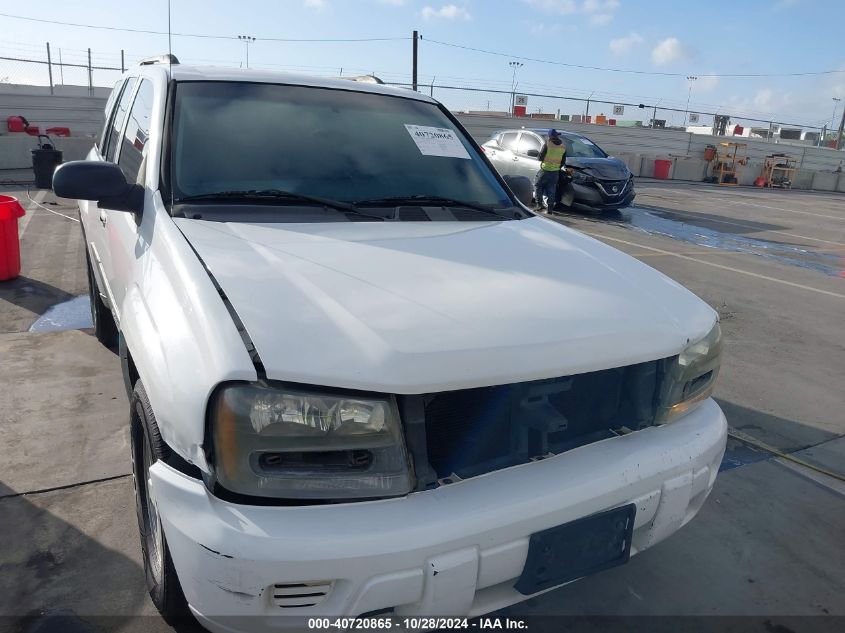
[
  {"left": 562, "top": 135, "right": 608, "bottom": 159},
  {"left": 169, "top": 82, "right": 512, "bottom": 209}
]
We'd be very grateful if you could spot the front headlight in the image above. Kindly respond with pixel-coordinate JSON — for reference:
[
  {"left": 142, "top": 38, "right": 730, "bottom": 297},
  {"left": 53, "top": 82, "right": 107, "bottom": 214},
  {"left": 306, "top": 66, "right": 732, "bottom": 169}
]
[
  {"left": 656, "top": 322, "right": 722, "bottom": 424},
  {"left": 570, "top": 170, "right": 595, "bottom": 183},
  {"left": 209, "top": 384, "right": 412, "bottom": 500}
]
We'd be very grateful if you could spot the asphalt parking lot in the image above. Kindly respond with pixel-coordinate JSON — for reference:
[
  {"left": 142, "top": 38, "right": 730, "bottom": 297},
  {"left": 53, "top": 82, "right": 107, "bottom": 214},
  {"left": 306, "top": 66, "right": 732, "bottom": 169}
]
[{"left": 1, "top": 181, "right": 843, "bottom": 633}]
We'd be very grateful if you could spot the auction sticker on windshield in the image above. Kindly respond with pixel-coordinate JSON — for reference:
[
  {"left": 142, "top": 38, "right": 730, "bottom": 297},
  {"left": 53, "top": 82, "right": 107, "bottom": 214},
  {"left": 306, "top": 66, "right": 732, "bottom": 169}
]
[{"left": 405, "top": 124, "right": 471, "bottom": 159}]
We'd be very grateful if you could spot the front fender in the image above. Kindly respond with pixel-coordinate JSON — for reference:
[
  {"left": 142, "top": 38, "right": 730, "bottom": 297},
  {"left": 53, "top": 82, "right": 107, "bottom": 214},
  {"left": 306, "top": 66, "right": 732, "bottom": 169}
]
[{"left": 117, "top": 192, "right": 256, "bottom": 473}]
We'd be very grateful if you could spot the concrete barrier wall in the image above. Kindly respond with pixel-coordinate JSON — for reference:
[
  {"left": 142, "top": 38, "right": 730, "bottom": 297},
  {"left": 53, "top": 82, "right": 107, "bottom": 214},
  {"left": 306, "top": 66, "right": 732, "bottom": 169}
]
[
  {"left": 457, "top": 113, "right": 844, "bottom": 191},
  {"left": 1, "top": 89, "right": 107, "bottom": 138},
  {"left": 0, "top": 135, "right": 94, "bottom": 170},
  {"left": 1, "top": 89, "right": 843, "bottom": 192}
]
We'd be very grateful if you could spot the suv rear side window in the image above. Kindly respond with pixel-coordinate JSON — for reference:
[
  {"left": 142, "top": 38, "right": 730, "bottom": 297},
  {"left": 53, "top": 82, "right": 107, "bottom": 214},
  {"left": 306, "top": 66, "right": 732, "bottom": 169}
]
[
  {"left": 104, "top": 77, "right": 137, "bottom": 162},
  {"left": 116, "top": 79, "right": 154, "bottom": 184},
  {"left": 98, "top": 80, "right": 124, "bottom": 153}
]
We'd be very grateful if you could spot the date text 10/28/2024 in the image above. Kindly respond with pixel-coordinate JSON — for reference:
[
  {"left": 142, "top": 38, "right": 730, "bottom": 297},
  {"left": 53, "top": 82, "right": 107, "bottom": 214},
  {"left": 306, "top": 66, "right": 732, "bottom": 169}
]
[{"left": 308, "top": 617, "right": 528, "bottom": 630}]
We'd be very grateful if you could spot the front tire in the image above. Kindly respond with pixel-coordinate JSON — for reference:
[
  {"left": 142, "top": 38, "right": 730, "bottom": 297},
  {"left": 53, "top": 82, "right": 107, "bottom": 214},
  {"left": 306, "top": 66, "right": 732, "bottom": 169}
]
[
  {"left": 130, "top": 381, "right": 190, "bottom": 623},
  {"left": 85, "top": 253, "right": 118, "bottom": 348}
]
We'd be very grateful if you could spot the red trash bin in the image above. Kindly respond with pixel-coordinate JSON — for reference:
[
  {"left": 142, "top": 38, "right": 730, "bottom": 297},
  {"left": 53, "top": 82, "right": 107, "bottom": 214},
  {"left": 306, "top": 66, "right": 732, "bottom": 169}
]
[
  {"left": 0, "top": 195, "right": 26, "bottom": 281},
  {"left": 654, "top": 159, "right": 672, "bottom": 180}
]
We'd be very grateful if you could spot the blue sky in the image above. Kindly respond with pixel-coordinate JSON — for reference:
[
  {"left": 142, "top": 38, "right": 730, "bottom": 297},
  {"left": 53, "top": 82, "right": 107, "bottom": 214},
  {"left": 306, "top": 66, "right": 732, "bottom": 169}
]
[{"left": 2, "top": 0, "right": 843, "bottom": 129}]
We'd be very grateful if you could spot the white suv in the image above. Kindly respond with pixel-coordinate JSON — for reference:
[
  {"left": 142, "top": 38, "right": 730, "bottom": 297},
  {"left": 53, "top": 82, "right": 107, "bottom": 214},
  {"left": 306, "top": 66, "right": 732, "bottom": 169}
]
[{"left": 54, "top": 56, "right": 726, "bottom": 632}]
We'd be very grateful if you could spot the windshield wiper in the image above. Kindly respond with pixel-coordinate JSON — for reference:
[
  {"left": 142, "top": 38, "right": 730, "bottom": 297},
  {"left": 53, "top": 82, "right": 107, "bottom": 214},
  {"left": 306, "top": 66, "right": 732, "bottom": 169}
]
[
  {"left": 174, "top": 189, "right": 384, "bottom": 220},
  {"left": 353, "top": 195, "right": 514, "bottom": 219}
]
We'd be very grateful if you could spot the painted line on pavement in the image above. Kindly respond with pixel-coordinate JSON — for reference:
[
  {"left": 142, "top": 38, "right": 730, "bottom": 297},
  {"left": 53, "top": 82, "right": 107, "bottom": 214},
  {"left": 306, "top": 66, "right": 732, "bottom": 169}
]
[
  {"left": 17, "top": 189, "right": 43, "bottom": 237},
  {"left": 583, "top": 231, "right": 845, "bottom": 300},
  {"left": 681, "top": 191, "right": 845, "bottom": 222},
  {"left": 25, "top": 189, "right": 79, "bottom": 222}
]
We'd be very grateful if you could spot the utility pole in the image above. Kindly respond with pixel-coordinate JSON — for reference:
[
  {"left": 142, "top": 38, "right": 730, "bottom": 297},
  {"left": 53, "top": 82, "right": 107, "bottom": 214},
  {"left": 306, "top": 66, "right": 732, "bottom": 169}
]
[
  {"left": 837, "top": 104, "right": 845, "bottom": 150},
  {"left": 509, "top": 61, "right": 523, "bottom": 116},
  {"left": 46, "top": 42, "right": 53, "bottom": 95},
  {"left": 121, "top": 49, "right": 125, "bottom": 73},
  {"left": 238, "top": 35, "right": 256, "bottom": 68},
  {"left": 651, "top": 99, "right": 661, "bottom": 127},
  {"left": 412, "top": 30, "right": 419, "bottom": 92},
  {"left": 683, "top": 75, "right": 697, "bottom": 127},
  {"left": 585, "top": 91, "right": 594, "bottom": 119},
  {"left": 58, "top": 49, "right": 64, "bottom": 85}
]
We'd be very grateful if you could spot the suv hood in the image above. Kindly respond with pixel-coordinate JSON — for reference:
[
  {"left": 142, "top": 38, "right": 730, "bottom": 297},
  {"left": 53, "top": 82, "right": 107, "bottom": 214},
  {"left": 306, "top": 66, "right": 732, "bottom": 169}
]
[
  {"left": 175, "top": 217, "right": 715, "bottom": 393},
  {"left": 568, "top": 156, "right": 630, "bottom": 179}
]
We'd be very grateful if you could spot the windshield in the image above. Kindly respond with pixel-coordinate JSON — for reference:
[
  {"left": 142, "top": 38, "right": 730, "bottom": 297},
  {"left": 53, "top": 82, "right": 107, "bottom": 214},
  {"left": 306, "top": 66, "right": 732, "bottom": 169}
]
[
  {"left": 562, "top": 135, "right": 608, "bottom": 159},
  {"left": 170, "top": 82, "right": 512, "bottom": 208}
]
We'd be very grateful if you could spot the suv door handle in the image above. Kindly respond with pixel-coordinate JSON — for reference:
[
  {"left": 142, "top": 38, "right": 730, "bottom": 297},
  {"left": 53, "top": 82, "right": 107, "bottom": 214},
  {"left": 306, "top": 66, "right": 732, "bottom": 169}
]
[{"left": 99, "top": 210, "right": 107, "bottom": 227}]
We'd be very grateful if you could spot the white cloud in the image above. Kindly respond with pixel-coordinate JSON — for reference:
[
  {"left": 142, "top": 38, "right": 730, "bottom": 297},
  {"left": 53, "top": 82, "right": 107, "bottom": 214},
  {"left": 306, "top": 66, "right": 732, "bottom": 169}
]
[
  {"left": 583, "top": 0, "right": 619, "bottom": 12},
  {"left": 651, "top": 37, "right": 686, "bottom": 65},
  {"left": 522, "top": 0, "right": 578, "bottom": 13},
  {"left": 523, "top": 0, "right": 618, "bottom": 23},
  {"left": 527, "top": 22, "right": 563, "bottom": 34},
  {"left": 421, "top": 4, "right": 471, "bottom": 19},
  {"left": 609, "top": 32, "right": 643, "bottom": 55},
  {"left": 696, "top": 74, "right": 719, "bottom": 92},
  {"left": 304, "top": 0, "right": 326, "bottom": 8}
]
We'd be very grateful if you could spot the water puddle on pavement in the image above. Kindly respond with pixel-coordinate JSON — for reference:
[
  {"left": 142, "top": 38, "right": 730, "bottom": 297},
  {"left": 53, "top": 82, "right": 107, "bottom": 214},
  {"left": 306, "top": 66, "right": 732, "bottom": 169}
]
[
  {"left": 28, "top": 295, "right": 93, "bottom": 332},
  {"left": 607, "top": 205, "right": 844, "bottom": 277}
]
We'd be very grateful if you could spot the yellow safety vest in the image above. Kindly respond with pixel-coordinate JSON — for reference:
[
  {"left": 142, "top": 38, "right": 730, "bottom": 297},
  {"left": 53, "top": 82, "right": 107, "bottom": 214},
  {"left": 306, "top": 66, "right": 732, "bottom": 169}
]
[{"left": 541, "top": 141, "right": 566, "bottom": 172}]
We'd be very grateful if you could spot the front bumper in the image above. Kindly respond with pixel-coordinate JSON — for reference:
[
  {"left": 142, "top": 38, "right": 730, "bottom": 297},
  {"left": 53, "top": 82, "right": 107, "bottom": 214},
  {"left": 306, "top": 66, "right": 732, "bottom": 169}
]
[{"left": 150, "top": 399, "right": 726, "bottom": 632}]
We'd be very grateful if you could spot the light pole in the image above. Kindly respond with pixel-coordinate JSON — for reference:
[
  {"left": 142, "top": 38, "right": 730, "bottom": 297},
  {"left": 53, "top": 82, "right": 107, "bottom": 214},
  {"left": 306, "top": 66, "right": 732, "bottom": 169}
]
[
  {"left": 509, "top": 61, "right": 523, "bottom": 117},
  {"left": 683, "top": 75, "right": 697, "bottom": 127},
  {"left": 585, "top": 90, "right": 595, "bottom": 120},
  {"left": 238, "top": 35, "right": 256, "bottom": 68},
  {"left": 830, "top": 97, "right": 841, "bottom": 145}
]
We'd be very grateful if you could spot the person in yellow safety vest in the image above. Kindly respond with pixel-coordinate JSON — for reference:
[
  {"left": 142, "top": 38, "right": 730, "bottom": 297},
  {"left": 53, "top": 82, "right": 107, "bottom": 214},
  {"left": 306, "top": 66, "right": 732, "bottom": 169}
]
[{"left": 534, "top": 129, "right": 566, "bottom": 212}]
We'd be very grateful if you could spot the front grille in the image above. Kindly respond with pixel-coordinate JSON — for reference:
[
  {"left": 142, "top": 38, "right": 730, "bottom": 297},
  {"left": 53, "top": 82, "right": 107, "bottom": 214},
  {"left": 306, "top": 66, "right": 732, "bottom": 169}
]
[
  {"left": 423, "top": 360, "right": 661, "bottom": 481},
  {"left": 595, "top": 179, "right": 630, "bottom": 197},
  {"left": 272, "top": 581, "right": 333, "bottom": 608}
]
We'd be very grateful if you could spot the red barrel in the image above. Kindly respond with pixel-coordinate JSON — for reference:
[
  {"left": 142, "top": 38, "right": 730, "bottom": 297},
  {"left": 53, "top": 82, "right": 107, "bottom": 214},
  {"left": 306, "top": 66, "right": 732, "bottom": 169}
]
[
  {"left": 0, "top": 195, "right": 26, "bottom": 281},
  {"left": 654, "top": 159, "right": 672, "bottom": 180}
]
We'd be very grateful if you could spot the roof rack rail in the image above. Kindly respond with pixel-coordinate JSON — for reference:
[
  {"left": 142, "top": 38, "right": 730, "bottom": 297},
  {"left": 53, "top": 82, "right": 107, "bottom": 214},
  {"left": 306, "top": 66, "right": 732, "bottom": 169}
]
[
  {"left": 139, "top": 54, "right": 180, "bottom": 66},
  {"left": 344, "top": 74, "right": 384, "bottom": 85}
]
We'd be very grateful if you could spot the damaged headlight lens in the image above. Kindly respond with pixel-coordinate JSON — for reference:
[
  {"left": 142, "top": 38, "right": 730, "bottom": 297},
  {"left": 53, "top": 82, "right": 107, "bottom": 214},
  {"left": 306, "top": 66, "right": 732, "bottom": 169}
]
[
  {"left": 656, "top": 322, "right": 722, "bottom": 424},
  {"left": 210, "top": 384, "right": 411, "bottom": 499},
  {"left": 569, "top": 170, "right": 595, "bottom": 184}
]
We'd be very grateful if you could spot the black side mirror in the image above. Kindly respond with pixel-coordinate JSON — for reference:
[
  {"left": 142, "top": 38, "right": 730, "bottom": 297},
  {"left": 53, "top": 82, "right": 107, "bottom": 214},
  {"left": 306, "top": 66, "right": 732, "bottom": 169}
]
[
  {"left": 53, "top": 161, "right": 143, "bottom": 214},
  {"left": 502, "top": 174, "right": 533, "bottom": 207},
  {"left": 526, "top": 149, "right": 540, "bottom": 158}
]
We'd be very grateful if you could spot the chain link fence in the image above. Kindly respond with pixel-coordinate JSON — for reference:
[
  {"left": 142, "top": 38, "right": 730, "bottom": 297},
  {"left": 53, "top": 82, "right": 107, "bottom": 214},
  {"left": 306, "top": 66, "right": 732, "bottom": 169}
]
[
  {"left": 382, "top": 82, "right": 839, "bottom": 149},
  {"left": 0, "top": 43, "right": 131, "bottom": 94},
  {"left": 0, "top": 43, "right": 839, "bottom": 148}
]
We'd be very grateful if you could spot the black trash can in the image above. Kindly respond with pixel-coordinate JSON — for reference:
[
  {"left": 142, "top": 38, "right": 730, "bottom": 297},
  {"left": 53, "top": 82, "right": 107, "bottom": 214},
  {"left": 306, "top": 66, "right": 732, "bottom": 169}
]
[{"left": 31, "top": 135, "right": 63, "bottom": 189}]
